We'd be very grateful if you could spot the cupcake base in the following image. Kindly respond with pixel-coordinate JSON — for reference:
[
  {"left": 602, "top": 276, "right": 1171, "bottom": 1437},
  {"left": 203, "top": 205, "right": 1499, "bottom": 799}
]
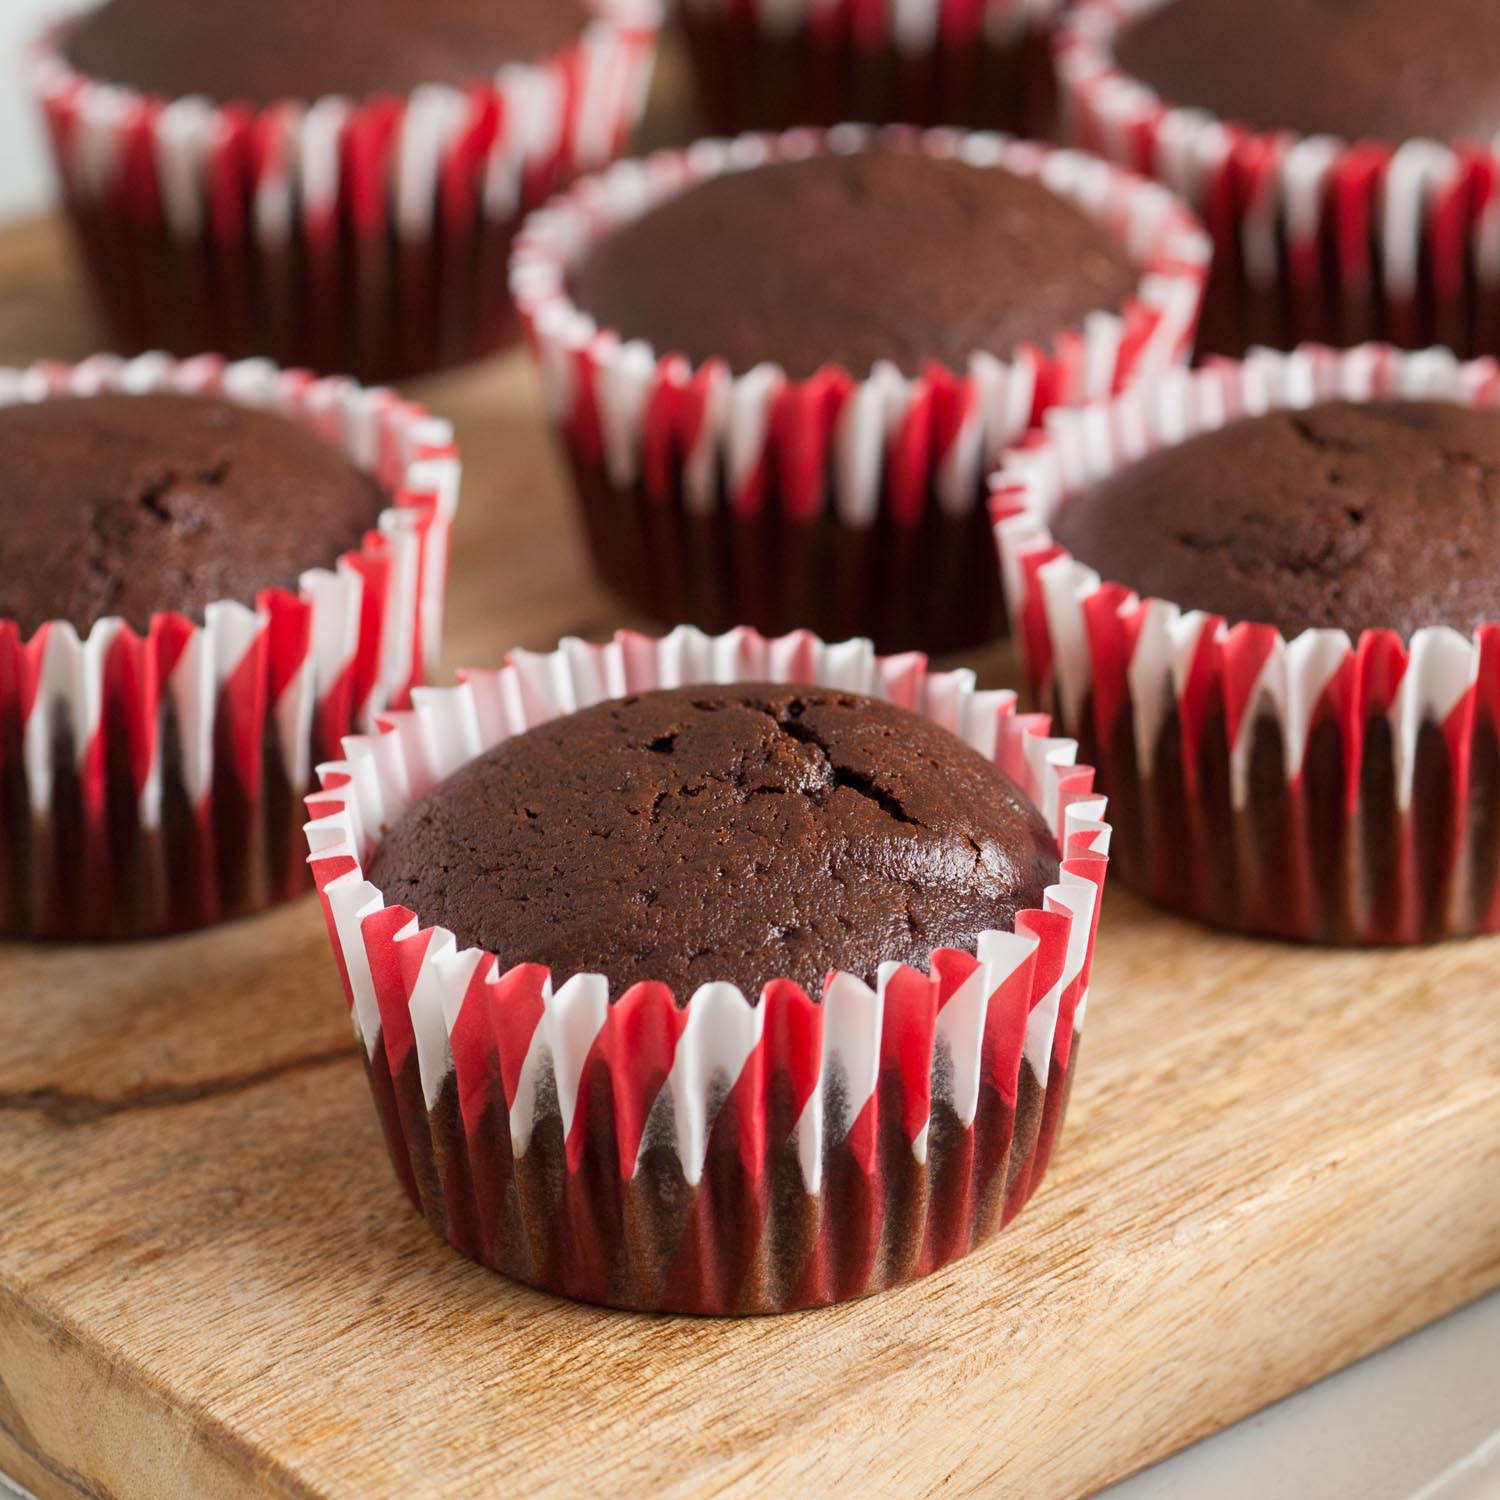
[
  {"left": 65, "top": 202, "right": 530, "bottom": 385},
  {"left": 568, "top": 458, "right": 1002, "bottom": 656},
  {"left": 368, "top": 1021, "right": 1080, "bottom": 1315},
  {"left": 0, "top": 703, "right": 306, "bottom": 941},
  {"left": 680, "top": 13, "right": 1055, "bottom": 138},
  {"left": 1064, "top": 685, "right": 1500, "bottom": 946}
]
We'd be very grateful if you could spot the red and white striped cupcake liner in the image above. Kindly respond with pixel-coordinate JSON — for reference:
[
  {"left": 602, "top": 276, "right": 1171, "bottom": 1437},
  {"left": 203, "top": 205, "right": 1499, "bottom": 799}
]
[
  {"left": 305, "top": 626, "right": 1111, "bottom": 1314},
  {"left": 1056, "top": 0, "right": 1500, "bottom": 358},
  {"left": 28, "top": 3, "right": 660, "bottom": 383},
  {"left": 512, "top": 125, "right": 1208, "bottom": 655},
  {"left": 993, "top": 342, "right": 1500, "bottom": 944},
  {"left": 679, "top": 0, "right": 1065, "bottom": 137},
  {"left": 1, "top": 353, "right": 460, "bottom": 941}
]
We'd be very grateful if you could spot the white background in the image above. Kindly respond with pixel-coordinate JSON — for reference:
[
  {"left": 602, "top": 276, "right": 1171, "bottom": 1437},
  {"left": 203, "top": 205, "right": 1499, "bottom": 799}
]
[{"left": 0, "top": 0, "right": 77, "bottom": 224}]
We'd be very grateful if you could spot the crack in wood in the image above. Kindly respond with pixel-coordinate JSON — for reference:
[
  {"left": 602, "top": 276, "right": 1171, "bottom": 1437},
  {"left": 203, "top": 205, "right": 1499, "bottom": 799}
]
[{"left": 0, "top": 1044, "right": 360, "bottom": 1127}]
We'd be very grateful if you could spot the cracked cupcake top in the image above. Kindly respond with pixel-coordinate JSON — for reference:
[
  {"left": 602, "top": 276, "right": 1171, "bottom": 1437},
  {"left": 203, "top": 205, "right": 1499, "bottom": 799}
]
[
  {"left": 0, "top": 392, "right": 387, "bottom": 637},
  {"left": 366, "top": 683, "right": 1060, "bottom": 999},
  {"left": 1049, "top": 399, "right": 1500, "bottom": 640}
]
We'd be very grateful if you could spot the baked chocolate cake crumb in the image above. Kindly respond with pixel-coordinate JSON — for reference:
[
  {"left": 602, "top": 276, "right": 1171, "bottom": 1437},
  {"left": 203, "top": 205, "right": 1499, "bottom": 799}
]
[
  {"left": 1116, "top": 0, "right": 1500, "bottom": 143},
  {"left": 0, "top": 392, "right": 386, "bottom": 637},
  {"left": 367, "top": 683, "right": 1061, "bottom": 999},
  {"left": 570, "top": 148, "right": 1139, "bottom": 380},
  {"left": 63, "top": 0, "right": 590, "bottom": 106},
  {"left": 1051, "top": 399, "right": 1500, "bottom": 639}
]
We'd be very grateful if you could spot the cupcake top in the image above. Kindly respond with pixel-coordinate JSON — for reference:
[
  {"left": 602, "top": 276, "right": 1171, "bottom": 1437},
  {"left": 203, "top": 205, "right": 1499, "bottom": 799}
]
[
  {"left": 569, "top": 148, "right": 1140, "bottom": 380},
  {"left": 367, "top": 682, "right": 1060, "bottom": 999},
  {"left": 0, "top": 392, "right": 387, "bottom": 637},
  {"left": 62, "top": 0, "right": 592, "bottom": 107},
  {"left": 1049, "top": 399, "right": 1500, "bottom": 640},
  {"left": 1113, "top": 0, "right": 1500, "bottom": 143}
]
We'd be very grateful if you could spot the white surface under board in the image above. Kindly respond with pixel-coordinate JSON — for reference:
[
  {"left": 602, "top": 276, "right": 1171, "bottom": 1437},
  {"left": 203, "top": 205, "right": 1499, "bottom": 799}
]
[{"left": 1098, "top": 1289, "right": 1500, "bottom": 1500}]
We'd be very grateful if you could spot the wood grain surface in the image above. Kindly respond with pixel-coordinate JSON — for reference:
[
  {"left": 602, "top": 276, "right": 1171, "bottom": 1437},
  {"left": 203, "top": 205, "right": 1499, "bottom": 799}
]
[{"left": 0, "top": 213, "right": 1498, "bottom": 1500}]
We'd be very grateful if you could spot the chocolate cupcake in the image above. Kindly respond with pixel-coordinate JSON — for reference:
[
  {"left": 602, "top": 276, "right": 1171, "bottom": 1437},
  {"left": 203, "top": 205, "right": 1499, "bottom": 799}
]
[
  {"left": 1058, "top": 0, "right": 1500, "bottom": 357},
  {"left": 513, "top": 126, "right": 1208, "bottom": 655},
  {"left": 680, "top": 0, "right": 1062, "bottom": 137},
  {"left": 2, "top": 394, "right": 383, "bottom": 637},
  {"left": 30, "top": 0, "right": 660, "bottom": 381},
  {"left": 307, "top": 627, "right": 1112, "bottom": 1313},
  {"left": 993, "top": 342, "right": 1500, "bottom": 944},
  {"left": 1, "top": 353, "right": 460, "bottom": 941}
]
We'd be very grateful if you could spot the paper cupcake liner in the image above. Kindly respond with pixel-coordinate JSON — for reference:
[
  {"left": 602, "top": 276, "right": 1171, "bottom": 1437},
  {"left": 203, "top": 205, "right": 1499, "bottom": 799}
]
[
  {"left": 28, "top": 4, "right": 660, "bottom": 383},
  {"left": 1056, "top": 0, "right": 1500, "bottom": 359},
  {"left": 993, "top": 341, "right": 1500, "bottom": 944},
  {"left": 679, "top": 0, "right": 1063, "bottom": 136},
  {"left": 1, "top": 353, "right": 460, "bottom": 941},
  {"left": 511, "top": 124, "right": 1209, "bottom": 654},
  {"left": 305, "top": 625, "right": 1111, "bottom": 1313}
]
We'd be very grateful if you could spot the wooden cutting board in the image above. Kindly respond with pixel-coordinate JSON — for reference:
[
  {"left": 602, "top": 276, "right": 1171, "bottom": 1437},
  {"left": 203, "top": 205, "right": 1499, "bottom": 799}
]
[{"left": 0, "top": 208, "right": 1498, "bottom": 1500}]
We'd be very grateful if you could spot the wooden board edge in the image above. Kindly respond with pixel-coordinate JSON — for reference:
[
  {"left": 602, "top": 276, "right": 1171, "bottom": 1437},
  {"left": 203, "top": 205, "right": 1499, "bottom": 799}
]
[{"left": 0, "top": 1284, "right": 313, "bottom": 1500}]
